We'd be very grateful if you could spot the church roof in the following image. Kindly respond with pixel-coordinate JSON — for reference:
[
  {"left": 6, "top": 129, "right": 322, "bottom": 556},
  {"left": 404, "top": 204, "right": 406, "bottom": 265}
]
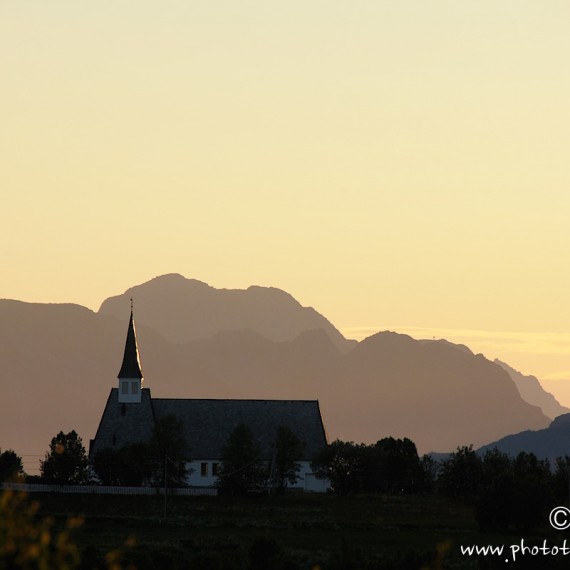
[
  {"left": 90, "top": 390, "right": 328, "bottom": 461},
  {"left": 152, "top": 398, "right": 327, "bottom": 460},
  {"left": 117, "top": 309, "right": 143, "bottom": 379}
]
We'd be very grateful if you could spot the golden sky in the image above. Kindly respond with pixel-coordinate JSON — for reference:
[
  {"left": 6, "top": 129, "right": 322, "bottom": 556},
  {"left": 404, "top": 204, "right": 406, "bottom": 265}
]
[{"left": 2, "top": 2, "right": 570, "bottom": 399}]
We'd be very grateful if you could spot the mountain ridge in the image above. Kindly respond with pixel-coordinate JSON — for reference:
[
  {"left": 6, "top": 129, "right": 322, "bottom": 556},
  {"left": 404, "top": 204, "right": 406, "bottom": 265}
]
[
  {"left": 98, "top": 273, "right": 355, "bottom": 352},
  {"left": 0, "top": 274, "right": 554, "bottom": 473},
  {"left": 478, "top": 413, "right": 570, "bottom": 463},
  {"left": 494, "top": 359, "right": 570, "bottom": 420}
]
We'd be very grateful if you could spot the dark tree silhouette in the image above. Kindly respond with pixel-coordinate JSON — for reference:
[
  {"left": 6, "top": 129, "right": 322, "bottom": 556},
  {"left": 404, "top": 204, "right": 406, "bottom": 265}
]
[
  {"left": 151, "top": 414, "right": 190, "bottom": 486},
  {"left": 510, "top": 452, "right": 553, "bottom": 532},
  {"left": 420, "top": 454, "right": 440, "bottom": 493},
  {"left": 40, "top": 430, "right": 88, "bottom": 484},
  {"left": 92, "top": 447, "right": 122, "bottom": 486},
  {"left": 92, "top": 415, "right": 189, "bottom": 487},
  {"left": 363, "top": 437, "right": 424, "bottom": 494},
  {"left": 553, "top": 455, "right": 570, "bottom": 505},
  {"left": 0, "top": 449, "right": 24, "bottom": 482},
  {"left": 438, "top": 445, "right": 482, "bottom": 503},
  {"left": 272, "top": 425, "right": 304, "bottom": 494},
  {"left": 475, "top": 449, "right": 555, "bottom": 532},
  {"left": 313, "top": 437, "right": 425, "bottom": 495},
  {"left": 311, "top": 439, "right": 362, "bottom": 495},
  {"left": 218, "top": 423, "right": 265, "bottom": 495},
  {"left": 475, "top": 448, "right": 514, "bottom": 532},
  {"left": 92, "top": 442, "right": 155, "bottom": 486}
]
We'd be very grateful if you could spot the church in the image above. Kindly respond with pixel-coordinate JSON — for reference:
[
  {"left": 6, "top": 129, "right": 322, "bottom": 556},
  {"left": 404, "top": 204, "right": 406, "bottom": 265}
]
[{"left": 89, "top": 308, "right": 329, "bottom": 492}]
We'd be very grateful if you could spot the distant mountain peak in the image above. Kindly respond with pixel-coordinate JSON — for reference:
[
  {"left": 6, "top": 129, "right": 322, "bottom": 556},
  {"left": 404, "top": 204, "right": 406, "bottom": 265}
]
[
  {"left": 98, "top": 274, "right": 352, "bottom": 351},
  {"left": 125, "top": 273, "right": 212, "bottom": 293},
  {"left": 494, "top": 359, "right": 570, "bottom": 420}
]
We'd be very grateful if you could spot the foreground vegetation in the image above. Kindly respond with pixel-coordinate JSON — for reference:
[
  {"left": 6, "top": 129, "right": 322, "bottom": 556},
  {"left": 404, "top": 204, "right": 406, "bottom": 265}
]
[
  {"left": 2, "top": 490, "right": 477, "bottom": 569},
  {"left": 7, "top": 489, "right": 570, "bottom": 570},
  {"left": 4, "top": 481, "right": 570, "bottom": 569},
  {"left": 5, "top": 434, "right": 570, "bottom": 568}
]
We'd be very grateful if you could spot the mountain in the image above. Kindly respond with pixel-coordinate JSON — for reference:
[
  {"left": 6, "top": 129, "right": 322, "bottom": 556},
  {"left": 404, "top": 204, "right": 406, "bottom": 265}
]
[
  {"left": 338, "top": 333, "right": 548, "bottom": 452},
  {"left": 478, "top": 414, "right": 570, "bottom": 463},
  {"left": 98, "top": 273, "right": 355, "bottom": 352},
  {"left": 0, "top": 275, "right": 553, "bottom": 474},
  {"left": 494, "top": 359, "right": 570, "bottom": 420}
]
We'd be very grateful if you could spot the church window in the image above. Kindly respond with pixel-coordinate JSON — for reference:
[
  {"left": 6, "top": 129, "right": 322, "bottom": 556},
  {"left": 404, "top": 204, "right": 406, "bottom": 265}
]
[
  {"left": 212, "top": 463, "right": 219, "bottom": 476},
  {"left": 121, "top": 381, "right": 129, "bottom": 395},
  {"left": 131, "top": 381, "right": 138, "bottom": 395},
  {"left": 201, "top": 462, "right": 208, "bottom": 477}
]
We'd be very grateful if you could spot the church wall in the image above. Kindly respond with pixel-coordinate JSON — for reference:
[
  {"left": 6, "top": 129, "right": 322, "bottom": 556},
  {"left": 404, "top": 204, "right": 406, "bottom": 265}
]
[
  {"left": 185, "top": 459, "right": 330, "bottom": 492},
  {"left": 186, "top": 459, "right": 221, "bottom": 487}
]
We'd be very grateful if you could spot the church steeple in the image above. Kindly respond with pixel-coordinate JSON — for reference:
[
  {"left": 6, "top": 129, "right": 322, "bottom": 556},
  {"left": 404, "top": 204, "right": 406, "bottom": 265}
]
[{"left": 117, "top": 300, "right": 143, "bottom": 403}]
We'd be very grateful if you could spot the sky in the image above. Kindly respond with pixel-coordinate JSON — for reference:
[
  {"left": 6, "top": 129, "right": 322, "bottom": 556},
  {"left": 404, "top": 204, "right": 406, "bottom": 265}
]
[{"left": 2, "top": 2, "right": 570, "bottom": 402}]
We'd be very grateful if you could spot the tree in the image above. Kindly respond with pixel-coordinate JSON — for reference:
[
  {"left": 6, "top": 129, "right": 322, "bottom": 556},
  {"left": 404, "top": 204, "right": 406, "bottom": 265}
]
[
  {"left": 218, "top": 423, "right": 265, "bottom": 495},
  {"left": 92, "top": 442, "right": 155, "bottom": 486},
  {"left": 553, "top": 455, "right": 570, "bottom": 505},
  {"left": 363, "top": 437, "right": 424, "bottom": 494},
  {"left": 0, "top": 450, "right": 24, "bottom": 482},
  {"left": 509, "top": 452, "right": 553, "bottom": 532},
  {"left": 92, "top": 416, "right": 189, "bottom": 487},
  {"left": 151, "top": 415, "right": 190, "bottom": 487},
  {"left": 312, "top": 437, "right": 425, "bottom": 496},
  {"left": 272, "top": 425, "right": 305, "bottom": 494},
  {"left": 420, "top": 454, "right": 440, "bottom": 493},
  {"left": 438, "top": 445, "right": 482, "bottom": 503},
  {"left": 311, "top": 440, "right": 363, "bottom": 495},
  {"left": 475, "top": 449, "right": 555, "bottom": 532},
  {"left": 40, "top": 431, "right": 88, "bottom": 485},
  {"left": 475, "top": 448, "right": 514, "bottom": 532},
  {"left": 92, "top": 447, "right": 122, "bottom": 486}
]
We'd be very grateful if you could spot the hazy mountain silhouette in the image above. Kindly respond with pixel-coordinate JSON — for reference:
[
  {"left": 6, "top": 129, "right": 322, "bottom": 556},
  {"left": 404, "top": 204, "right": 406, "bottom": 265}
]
[
  {"left": 478, "top": 413, "right": 570, "bottom": 463},
  {"left": 494, "top": 359, "right": 570, "bottom": 420},
  {"left": 338, "top": 333, "right": 548, "bottom": 452},
  {"left": 0, "top": 275, "right": 552, "bottom": 473},
  {"left": 99, "top": 273, "right": 355, "bottom": 352}
]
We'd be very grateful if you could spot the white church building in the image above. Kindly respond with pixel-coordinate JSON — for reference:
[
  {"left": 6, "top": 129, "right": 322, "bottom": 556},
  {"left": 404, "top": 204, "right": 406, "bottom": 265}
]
[{"left": 89, "top": 309, "right": 329, "bottom": 492}]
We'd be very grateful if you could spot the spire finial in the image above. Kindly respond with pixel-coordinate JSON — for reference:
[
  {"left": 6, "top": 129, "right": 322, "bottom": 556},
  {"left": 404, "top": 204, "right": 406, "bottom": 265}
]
[{"left": 130, "top": 297, "right": 133, "bottom": 313}]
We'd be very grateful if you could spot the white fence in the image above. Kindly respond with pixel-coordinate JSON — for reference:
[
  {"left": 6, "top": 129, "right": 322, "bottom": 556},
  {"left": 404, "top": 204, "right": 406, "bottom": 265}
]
[{"left": 0, "top": 483, "right": 217, "bottom": 496}]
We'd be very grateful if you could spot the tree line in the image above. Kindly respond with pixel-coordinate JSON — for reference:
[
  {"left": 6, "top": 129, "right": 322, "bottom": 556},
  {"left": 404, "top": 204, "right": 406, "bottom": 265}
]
[
  {"left": 438, "top": 445, "right": 569, "bottom": 532},
  {"left": 313, "top": 440, "right": 570, "bottom": 532},
  {"left": 0, "top": 419, "right": 305, "bottom": 496},
  {"left": 4, "top": 427, "right": 570, "bottom": 532}
]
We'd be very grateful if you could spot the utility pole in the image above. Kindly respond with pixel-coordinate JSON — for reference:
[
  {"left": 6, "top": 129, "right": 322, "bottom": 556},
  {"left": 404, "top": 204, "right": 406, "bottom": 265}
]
[
  {"left": 163, "top": 454, "right": 168, "bottom": 523},
  {"left": 267, "top": 441, "right": 277, "bottom": 496}
]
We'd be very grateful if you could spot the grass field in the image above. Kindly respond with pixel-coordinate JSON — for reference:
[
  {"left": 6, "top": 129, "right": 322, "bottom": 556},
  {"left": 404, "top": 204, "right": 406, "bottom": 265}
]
[
  {"left": 3, "top": 491, "right": 564, "bottom": 569},
  {"left": 27, "top": 492, "right": 479, "bottom": 568}
]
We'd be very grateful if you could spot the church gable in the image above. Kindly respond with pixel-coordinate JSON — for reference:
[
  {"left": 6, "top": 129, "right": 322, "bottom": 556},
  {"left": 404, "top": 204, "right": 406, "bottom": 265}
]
[{"left": 89, "top": 388, "right": 155, "bottom": 458}]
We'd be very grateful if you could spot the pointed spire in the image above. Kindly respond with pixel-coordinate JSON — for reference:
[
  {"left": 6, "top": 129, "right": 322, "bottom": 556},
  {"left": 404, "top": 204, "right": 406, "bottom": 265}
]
[{"left": 118, "top": 300, "right": 143, "bottom": 379}]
